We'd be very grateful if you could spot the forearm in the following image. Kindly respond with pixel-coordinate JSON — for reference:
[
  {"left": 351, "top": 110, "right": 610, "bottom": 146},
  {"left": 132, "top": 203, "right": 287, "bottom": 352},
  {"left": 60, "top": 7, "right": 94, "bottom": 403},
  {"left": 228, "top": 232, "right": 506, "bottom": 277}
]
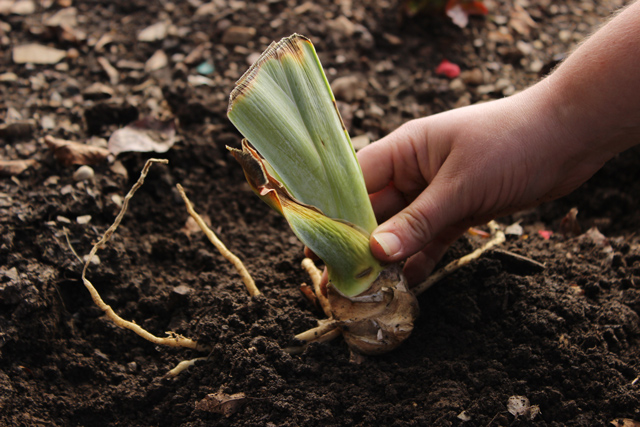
[{"left": 543, "top": 0, "right": 640, "bottom": 158}]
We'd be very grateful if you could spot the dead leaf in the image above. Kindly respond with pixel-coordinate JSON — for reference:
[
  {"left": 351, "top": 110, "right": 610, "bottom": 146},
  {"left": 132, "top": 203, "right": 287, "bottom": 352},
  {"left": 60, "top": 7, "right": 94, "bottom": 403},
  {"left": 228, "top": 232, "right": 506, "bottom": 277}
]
[
  {"left": 559, "top": 207, "right": 581, "bottom": 236},
  {"left": 611, "top": 419, "right": 640, "bottom": 427},
  {"left": 0, "top": 158, "right": 38, "bottom": 176},
  {"left": 195, "top": 392, "right": 248, "bottom": 417},
  {"left": 507, "top": 395, "right": 540, "bottom": 420},
  {"left": 446, "top": 1, "right": 488, "bottom": 28},
  {"left": 505, "top": 222, "right": 523, "bottom": 236},
  {"left": 108, "top": 117, "right": 176, "bottom": 156},
  {"left": 446, "top": 5, "right": 469, "bottom": 27},
  {"left": 579, "top": 227, "right": 609, "bottom": 247},
  {"left": 45, "top": 135, "right": 110, "bottom": 166}
]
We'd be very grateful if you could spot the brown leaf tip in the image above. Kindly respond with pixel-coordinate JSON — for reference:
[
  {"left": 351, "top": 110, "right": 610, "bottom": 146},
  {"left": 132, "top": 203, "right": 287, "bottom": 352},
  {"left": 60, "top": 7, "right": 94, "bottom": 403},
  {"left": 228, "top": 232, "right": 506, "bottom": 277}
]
[{"left": 228, "top": 33, "right": 311, "bottom": 113}]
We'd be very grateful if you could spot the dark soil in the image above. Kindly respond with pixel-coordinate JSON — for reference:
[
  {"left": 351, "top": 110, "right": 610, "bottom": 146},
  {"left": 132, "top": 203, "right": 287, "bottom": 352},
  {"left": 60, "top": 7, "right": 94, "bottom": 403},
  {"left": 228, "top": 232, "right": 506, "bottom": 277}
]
[{"left": 2, "top": 0, "right": 640, "bottom": 426}]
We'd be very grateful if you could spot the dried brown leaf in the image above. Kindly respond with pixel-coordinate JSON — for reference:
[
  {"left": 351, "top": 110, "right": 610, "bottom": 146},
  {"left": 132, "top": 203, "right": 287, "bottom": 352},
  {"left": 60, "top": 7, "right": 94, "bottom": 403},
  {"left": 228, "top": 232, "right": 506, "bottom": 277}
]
[
  {"left": 0, "top": 158, "right": 38, "bottom": 176},
  {"left": 611, "top": 419, "right": 640, "bottom": 427},
  {"left": 108, "top": 117, "right": 176, "bottom": 156},
  {"left": 559, "top": 207, "right": 581, "bottom": 236},
  {"left": 45, "top": 135, "right": 110, "bottom": 166},
  {"left": 195, "top": 392, "right": 248, "bottom": 417}
]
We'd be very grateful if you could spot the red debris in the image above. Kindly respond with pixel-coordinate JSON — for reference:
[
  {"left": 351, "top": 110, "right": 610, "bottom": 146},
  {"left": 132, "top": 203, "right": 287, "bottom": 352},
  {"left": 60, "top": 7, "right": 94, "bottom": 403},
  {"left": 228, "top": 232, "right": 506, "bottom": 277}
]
[
  {"left": 436, "top": 59, "right": 461, "bottom": 78},
  {"left": 538, "top": 230, "right": 553, "bottom": 240}
]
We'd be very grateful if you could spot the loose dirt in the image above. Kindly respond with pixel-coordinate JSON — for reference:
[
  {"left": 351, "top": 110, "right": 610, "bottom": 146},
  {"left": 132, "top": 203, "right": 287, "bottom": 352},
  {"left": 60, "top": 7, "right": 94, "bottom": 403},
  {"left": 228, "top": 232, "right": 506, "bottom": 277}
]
[{"left": 1, "top": 0, "right": 639, "bottom": 425}]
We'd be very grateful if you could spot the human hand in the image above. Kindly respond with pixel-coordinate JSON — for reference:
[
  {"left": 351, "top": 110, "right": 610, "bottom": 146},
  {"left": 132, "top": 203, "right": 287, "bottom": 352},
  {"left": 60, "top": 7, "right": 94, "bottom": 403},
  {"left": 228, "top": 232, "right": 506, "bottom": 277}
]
[{"left": 357, "top": 85, "right": 610, "bottom": 285}]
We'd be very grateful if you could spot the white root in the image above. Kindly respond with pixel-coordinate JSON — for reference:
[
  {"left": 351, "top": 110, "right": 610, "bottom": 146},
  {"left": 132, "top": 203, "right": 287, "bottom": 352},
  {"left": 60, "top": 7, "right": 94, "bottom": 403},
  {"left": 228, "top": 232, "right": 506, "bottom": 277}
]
[
  {"left": 176, "top": 184, "right": 260, "bottom": 297},
  {"left": 284, "top": 319, "right": 342, "bottom": 354},
  {"left": 301, "top": 258, "right": 331, "bottom": 317},
  {"left": 166, "top": 357, "right": 209, "bottom": 377},
  {"left": 81, "top": 159, "right": 207, "bottom": 350}
]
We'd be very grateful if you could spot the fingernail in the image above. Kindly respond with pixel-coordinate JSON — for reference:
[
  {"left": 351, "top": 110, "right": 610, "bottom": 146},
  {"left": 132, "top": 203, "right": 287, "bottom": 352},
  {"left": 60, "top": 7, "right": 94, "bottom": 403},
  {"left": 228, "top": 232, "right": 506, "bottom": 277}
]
[{"left": 372, "top": 232, "right": 402, "bottom": 258}]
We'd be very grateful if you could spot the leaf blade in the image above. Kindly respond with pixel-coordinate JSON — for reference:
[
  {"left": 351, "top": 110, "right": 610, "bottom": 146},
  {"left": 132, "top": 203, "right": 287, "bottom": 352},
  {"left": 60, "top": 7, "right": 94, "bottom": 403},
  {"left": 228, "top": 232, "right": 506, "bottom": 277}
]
[{"left": 228, "top": 34, "right": 376, "bottom": 232}]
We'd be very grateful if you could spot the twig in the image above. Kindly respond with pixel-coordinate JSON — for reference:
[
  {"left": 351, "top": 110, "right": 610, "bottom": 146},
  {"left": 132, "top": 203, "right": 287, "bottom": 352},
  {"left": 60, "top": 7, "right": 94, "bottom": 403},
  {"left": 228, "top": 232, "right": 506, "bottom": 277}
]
[
  {"left": 81, "top": 159, "right": 205, "bottom": 351},
  {"left": 490, "top": 248, "right": 546, "bottom": 271},
  {"left": 63, "top": 227, "right": 83, "bottom": 263},
  {"left": 176, "top": 184, "right": 260, "bottom": 297},
  {"left": 412, "top": 221, "right": 506, "bottom": 296}
]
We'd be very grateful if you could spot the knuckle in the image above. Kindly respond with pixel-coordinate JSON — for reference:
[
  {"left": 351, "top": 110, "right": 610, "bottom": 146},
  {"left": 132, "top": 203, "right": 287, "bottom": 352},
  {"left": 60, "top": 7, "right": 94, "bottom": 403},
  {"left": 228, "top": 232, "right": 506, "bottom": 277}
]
[{"left": 400, "top": 208, "right": 434, "bottom": 247}]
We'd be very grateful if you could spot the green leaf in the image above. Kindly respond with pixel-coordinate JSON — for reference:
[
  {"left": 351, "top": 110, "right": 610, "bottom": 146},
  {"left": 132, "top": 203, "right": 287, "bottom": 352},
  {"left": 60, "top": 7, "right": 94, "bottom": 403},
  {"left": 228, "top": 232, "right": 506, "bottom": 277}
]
[
  {"left": 228, "top": 34, "right": 377, "bottom": 233},
  {"left": 227, "top": 141, "right": 382, "bottom": 297}
]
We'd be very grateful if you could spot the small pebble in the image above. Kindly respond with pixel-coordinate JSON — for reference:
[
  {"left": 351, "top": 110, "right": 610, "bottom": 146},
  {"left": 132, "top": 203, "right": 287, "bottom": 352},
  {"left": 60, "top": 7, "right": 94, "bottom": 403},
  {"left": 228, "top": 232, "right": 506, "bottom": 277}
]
[
  {"left": 73, "top": 165, "right": 94, "bottom": 181},
  {"left": 57, "top": 215, "right": 71, "bottom": 223},
  {"left": 188, "top": 75, "right": 215, "bottom": 86},
  {"left": 196, "top": 61, "right": 215, "bottom": 75},
  {"left": 449, "top": 78, "right": 466, "bottom": 92},
  {"left": 351, "top": 134, "right": 370, "bottom": 151},
  {"left": 76, "top": 215, "right": 92, "bottom": 224},
  {"left": 145, "top": 50, "right": 168, "bottom": 72},
  {"left": 111, "top": 194, "right": 124, "bottom": 208},
  {"left": 43, "top": 175, "right": 60, "bottom": 186},
  {"left": 559, "top": 30, "right": 573, "bottom": 43},
  {"left": 530, "top": 59, "right": 544, "bottom": 73},
  {"left": 222, "top": 26, "right": 256, "bottom": 45},
  {"left": 460, "top": 68, "right": 484, "bottom": 85},
  {"left": 495, "top": 78, "right": 511, "bottom": 91},
  {"left": 4, "top": 267, "right": 19, "bottom": 281},
  {"left": 477, "top": 84, "right": 496, "bottom": 95},
  {"left": 83, "top": 254, "right": 100, "bottom": 265},
  {"left": 0, "top": 72, "right": 18, "bottom": 82}
]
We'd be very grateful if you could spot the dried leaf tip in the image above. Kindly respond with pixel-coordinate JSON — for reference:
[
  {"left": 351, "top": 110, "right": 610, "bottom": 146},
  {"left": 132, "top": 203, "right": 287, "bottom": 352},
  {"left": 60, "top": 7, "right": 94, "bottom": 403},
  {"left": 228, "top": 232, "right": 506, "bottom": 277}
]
[{"left": 228, "top": 33, "right": 310, "bottom": 109}]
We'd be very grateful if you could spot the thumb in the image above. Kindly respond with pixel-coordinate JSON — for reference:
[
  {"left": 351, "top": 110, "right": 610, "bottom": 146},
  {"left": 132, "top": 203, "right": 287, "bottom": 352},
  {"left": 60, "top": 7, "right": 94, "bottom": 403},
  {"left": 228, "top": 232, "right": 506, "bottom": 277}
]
[{"left": 370, "top": 177, "right": 465, "bottom": 262}]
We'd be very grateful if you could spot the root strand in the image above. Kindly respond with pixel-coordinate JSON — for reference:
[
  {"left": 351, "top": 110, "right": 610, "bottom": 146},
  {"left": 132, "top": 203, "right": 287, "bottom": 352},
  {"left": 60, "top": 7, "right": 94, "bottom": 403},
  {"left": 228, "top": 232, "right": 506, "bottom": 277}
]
[
  {"left": 81, "top": 159, "right": 205, "bottom": 351},
  {"left": 176, "top": 184, "right": 259, "bottom": 297}
]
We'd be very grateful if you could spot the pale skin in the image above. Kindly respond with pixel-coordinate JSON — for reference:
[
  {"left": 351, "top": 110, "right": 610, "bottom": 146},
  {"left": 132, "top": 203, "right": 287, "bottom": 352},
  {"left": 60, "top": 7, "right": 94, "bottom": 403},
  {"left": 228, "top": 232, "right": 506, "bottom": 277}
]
[{"left": 358, "top": 0, "right": 640, "bottom": 285}]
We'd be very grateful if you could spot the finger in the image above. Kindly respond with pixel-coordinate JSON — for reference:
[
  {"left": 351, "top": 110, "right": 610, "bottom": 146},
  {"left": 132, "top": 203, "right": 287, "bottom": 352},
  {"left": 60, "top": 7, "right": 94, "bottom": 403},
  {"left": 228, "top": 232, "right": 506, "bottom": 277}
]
[
  {"left": 370, "top": 173, "right": 468, "bottom": 262},
  {"left": 369, "top": 183, "right": 408, "bottom": 223},
  {"left": 402, "top": 224, "right": 468, "bottom": 286},
  {"left": 357, "top": 119, "right": 430, "bottom": 194}
]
